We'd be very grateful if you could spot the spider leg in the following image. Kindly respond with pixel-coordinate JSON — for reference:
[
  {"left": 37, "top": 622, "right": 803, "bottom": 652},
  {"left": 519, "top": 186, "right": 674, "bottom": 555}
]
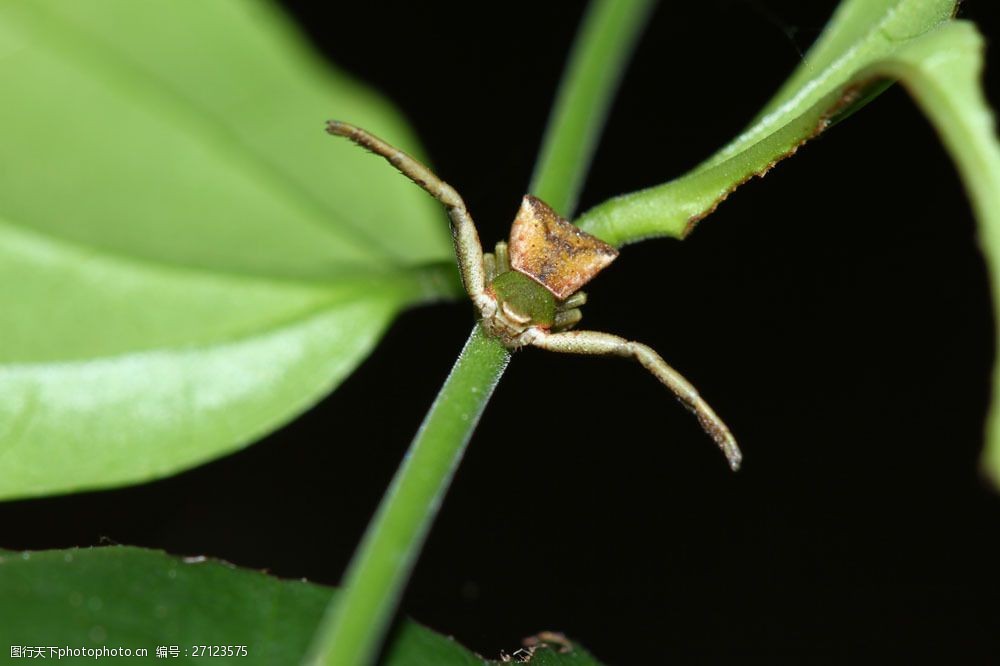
[
  {"left": 483, "top": 252, "right": 497, "bottom": 282},
  {"left": 558, "top": 291, "right": 587, "bottom": 310},
  {"left": 326, "top": 121, "right": 488, "bottom": 308},
  {"left": 530, "top": 330, "right": 742, "bottom": 471},
  {"left": 552, "top": 309, "right": 582, "bottom": 331},
  {"left": 494, "top": 241, "right": 510, "bottom": 274}
]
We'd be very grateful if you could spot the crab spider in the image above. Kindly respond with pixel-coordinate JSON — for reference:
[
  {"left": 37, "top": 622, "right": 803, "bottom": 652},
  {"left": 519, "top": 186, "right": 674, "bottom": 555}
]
[{"left": 326, "top": 121, "right": 742, "bottom": 471}]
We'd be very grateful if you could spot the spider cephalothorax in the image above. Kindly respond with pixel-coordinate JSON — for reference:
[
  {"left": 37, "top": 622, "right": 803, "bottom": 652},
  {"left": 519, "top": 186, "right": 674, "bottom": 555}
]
[{"left": 326, "top": 121, "right": 742, "bottom": 471}]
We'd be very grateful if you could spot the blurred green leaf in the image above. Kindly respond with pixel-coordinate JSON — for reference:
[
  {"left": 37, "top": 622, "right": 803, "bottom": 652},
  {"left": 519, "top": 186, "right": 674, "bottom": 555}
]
[
  {"left": 855, "top": 23, "right": 1000, "bottom": 485},
  {"left": 0, "top": 0, "right": 459, "bottom": 499},
  {"left": 0, "top": 546, "right": 604, "bottom": 666},
  {"left": 575, "top": 0, "right": 958, "bottom": 244}
]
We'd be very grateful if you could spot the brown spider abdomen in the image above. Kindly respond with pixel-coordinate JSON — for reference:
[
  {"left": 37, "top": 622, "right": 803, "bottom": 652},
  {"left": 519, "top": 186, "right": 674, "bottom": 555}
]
[{"left": 508, "top": 195, "right": 618, "bottom": 300}]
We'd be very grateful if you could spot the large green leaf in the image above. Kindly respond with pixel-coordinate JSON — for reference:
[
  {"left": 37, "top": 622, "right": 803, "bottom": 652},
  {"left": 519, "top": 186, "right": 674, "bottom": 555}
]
[
  {"left": 574, "top": 0, "right": 958, "bottom": 244},
  {"left": 0, "top": 546, "right": 604, "bottom": 666},
  {"left": 854, "top": 23, "right": 1000, "bottom": 484},
  {"left": 0, "top": 0, "right": 459, "bottom": 500}
]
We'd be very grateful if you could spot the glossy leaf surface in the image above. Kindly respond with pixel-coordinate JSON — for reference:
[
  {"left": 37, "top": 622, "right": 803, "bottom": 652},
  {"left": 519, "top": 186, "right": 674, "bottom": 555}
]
[
  {"left": 0, "top": 546, "right": 604, "bottom": 666},
  {"left": 0, "top": 0, "right": 458, "bottom": 499}
]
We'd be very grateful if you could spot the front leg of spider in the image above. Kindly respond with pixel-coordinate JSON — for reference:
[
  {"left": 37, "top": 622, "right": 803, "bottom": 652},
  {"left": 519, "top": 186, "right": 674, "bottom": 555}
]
[
  {"left": 325, "top": 120, "right": 494, "bottom": 319},
  {"left": 326, "top": 121, "right": 741, "bottom": 471}
]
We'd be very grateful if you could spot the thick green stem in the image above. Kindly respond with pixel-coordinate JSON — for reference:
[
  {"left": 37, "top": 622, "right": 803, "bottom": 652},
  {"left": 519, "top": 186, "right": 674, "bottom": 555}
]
[
  {"left": 305, "top": 324, "right": 508, "bottom": 665},
  {"left": 307, "top": 1, "right": 654, "bottom": 663},
  {"left": 531, "top": 0, "right": 655, "bottom": 214}
]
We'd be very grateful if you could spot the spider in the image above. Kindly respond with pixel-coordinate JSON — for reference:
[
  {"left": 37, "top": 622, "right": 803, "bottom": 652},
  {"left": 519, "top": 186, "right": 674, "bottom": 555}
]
[{"left": 326, "top": 121, "right": 742, "bottom": 471}]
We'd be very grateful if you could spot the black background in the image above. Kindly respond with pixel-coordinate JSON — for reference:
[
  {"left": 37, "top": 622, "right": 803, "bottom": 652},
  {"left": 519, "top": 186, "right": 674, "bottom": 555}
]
[{"left": 5, "top": 1, "right": 1000, "bottom": 663}]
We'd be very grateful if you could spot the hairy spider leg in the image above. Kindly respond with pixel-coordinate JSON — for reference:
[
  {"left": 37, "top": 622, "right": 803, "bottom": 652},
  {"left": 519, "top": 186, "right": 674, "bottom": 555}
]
[
  {"left": 552, "top": 291, "right": 586, "bottom": 332},
  {"left": 531, "top": 330, "right": 742, "bottom": 471},
  {"left": 483, "top": 253, "right": 497, "bottom": 283},
  {"left": 325, "top": 121, "right": 488, "bottom": 310},
  {"left": 494, "top": 241, "right": 510, "bottom": 275},
  {"left": 552, "top": 309, "right": 582, "bottom": 331},
  {"left": 483, "top": 241, "right": 510, "bottom": 284}
]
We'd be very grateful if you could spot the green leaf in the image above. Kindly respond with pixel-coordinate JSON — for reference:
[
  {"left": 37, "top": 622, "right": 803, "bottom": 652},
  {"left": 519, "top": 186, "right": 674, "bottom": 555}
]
[
  {"left": 0, "top": 546, "right": 605, "bottom": 666},
  {"left": 853, "top": 23, "right": 1000, "bottom": 485},
  {"left": 575, "top": 0, "right": 959, "bottom": 245},
  {"left": 0, "top": 0, "right": 459, "bottom": 500}
]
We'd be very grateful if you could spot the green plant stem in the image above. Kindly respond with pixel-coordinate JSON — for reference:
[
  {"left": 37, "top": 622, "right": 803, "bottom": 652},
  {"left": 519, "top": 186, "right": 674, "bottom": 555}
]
[
  {"left": 305, "top": 324, "right": 508, "bottom": 665},
  {"left": 530, "top": 0, "right": 655, "bottom": 214},
  {"left": 307, "top": 1, "right": 653, "bottom": 663}
]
